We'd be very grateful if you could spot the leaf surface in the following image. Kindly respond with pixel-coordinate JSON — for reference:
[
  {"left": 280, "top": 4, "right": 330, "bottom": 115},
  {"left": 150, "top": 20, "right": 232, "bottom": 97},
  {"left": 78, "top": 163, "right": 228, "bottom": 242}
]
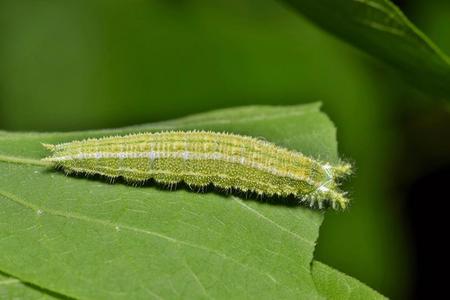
[
  {"left": 0, "top": 103, "right": 336, "bottom": 299},
  {"left": 0, "top": 260, "right": 387, "bottom": 300}
]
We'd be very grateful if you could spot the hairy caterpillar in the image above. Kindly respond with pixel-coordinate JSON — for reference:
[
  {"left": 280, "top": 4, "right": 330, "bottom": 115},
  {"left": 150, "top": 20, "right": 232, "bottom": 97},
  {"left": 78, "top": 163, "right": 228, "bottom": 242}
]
[{"left": 42, "top": 131, "right": 351, "bottom": 209}]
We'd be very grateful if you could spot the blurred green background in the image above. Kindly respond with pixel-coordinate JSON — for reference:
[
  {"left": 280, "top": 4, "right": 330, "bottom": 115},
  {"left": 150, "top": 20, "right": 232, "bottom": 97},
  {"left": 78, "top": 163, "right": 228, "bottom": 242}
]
[{"left": 1, "top": 0, "right": 449, "bottom": 298}]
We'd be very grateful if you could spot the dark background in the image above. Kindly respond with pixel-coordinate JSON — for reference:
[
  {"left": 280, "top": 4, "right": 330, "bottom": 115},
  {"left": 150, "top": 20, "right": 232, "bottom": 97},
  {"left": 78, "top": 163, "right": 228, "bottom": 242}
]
[{"left": 1, "top": 0, "right": 449, "bottom": 298}]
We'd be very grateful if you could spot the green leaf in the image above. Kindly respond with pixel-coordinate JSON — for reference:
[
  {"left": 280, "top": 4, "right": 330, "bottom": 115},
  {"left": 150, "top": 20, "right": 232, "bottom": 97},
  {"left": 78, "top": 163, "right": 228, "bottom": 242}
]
[
  {"left": 1, "top": 261, "right": 388, "bottom": 300},
  {"left": 0, "top": 103, "right": 338, "bottom": 299},
  {"left": 311, "top": 261, "right": 388, "bottom": 299},
  {"left": 280, "top": 0, "right": 450, "bottom": 98}
]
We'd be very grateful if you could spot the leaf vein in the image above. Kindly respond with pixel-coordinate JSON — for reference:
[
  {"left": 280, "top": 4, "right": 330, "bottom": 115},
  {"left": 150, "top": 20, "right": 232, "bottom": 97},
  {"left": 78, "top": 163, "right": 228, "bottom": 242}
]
[{"left": 231, "top": 196, "right": 314, "bottom": 246}]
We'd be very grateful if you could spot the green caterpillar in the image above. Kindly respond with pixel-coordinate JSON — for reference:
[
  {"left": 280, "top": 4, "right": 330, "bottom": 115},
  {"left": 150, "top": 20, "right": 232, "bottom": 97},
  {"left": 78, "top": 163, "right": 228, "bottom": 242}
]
[{"left": 42, "top": 131, "right": 351, "bottom": 209}]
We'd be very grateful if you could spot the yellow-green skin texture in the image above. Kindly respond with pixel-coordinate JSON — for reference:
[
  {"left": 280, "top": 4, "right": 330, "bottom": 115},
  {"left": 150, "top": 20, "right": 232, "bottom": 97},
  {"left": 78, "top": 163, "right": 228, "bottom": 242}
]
[{"left": 43, "top": 131, "right": 351, "bottom": 209}]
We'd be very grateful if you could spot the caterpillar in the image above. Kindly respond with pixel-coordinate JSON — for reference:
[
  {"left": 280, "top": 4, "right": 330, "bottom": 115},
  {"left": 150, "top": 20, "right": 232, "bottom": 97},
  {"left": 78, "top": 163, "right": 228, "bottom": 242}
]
[{"left": 42, "top": 131, "right": 352, "bottom": 209}]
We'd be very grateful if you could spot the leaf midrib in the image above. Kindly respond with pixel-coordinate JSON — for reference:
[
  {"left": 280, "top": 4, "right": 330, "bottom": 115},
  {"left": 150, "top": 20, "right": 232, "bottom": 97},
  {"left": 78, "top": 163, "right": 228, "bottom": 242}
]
[{"left": 0, "top": 154, "right": 47, "bottom": 167}]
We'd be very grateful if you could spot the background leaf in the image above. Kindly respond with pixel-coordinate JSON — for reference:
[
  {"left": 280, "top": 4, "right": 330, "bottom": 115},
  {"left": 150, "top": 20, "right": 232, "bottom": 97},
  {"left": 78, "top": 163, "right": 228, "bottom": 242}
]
[
  {"left": 280, "top": 0, "right": 450, "bottom": 98},
  {"left": 0, "top": 103, "right": 368, "bottom": 299}
]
